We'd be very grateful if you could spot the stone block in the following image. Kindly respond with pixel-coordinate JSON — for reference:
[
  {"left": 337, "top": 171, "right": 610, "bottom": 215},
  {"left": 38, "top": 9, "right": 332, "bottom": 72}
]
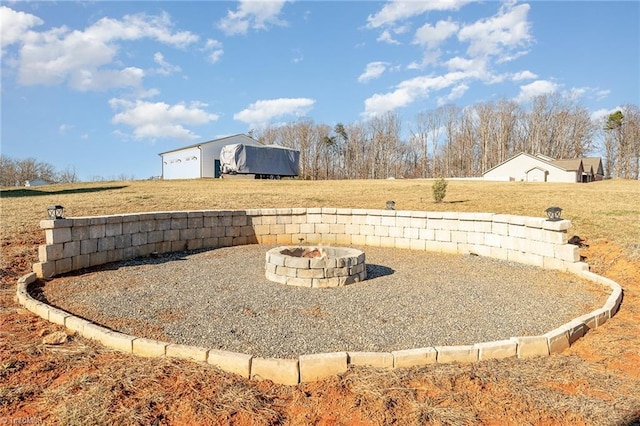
[
  {"left": 123, "top": 221, "right": 141, "bottom": 234},
  {"left": 24, "top": 298, "right": 50, "bottom": 320},
  {"left": 297, "top": 268, "right": 325, "bottom": 279},
  {"left": 276, "top": 265, "right": 297, "bottom": 278},
  {"left": 285, "top": 256, "right": 310, "bottom": 269},
  {"left": 576, "top": 312, "right": 598, "bottom": 331},
  {"left": 511, "top": 336, "right": 549, "bottom": 358},
  {"left": 287, "top": 277, "right": 314, "bottom": 287},
  {"left": 71, "top": 226, "right": 90, "bottom": 240},
  {"left": 435, "top": 345, "right": 478, "bottom": 363},
  {"left": 65, "top": 315, "right": 92, "bottom": 333},
  {"left": 55, "top": 258, "right": 73, "bottom": 274},
  {"left": 98, "top": 330, "right": 135, "bottom": 353},
  {"left": 105, "top": 222, "right": 123, "bottom": 237},
  {"left": 544, "top": 326, "right": 570, "bottom": 354},
  {"left": 180, "top": 228, "right": 197, "bottom": 241},
  {"left": 32, "top": 262, "right": 56, "bottom": 278},
  {"left": 554, "top": 244, "right": 580, "bottom": 262},
  {"left": 265, "top": 271, "right": 287, "bottom": 285},
  {"left": 435, "top": 230, "right": 451, "bottom": 242},
  {"left": 98, "top": 236, "right": 115, "bottom": 252},
  {"left": 47, "top": 306, "right": 71, "bottom": 326},
  {"left": 475, "top": 340, "right": 517, "bottom": 360},
  {"left": 251, "top": 357, "right": 300, "bottom": 385},
  {"left": 39, "top": 244, "right": 64, "bottom": 261},
  {"left": 79, "top": 322, "right": 110, "bottom": 340},
  {"left": 348, "top": 352, "right": 393, "bottom": 368},
  {"left": 17, "top": 272, "right": 37, "bottom": 285},
  {"left": 88, "top": 224, "right": 106, "bottom": 239},
  {"left": 208, "top": 349, "right": 253, "bottom": 378},
  {"left": 133, "top": 337, "right": 168, "bottom": 357},
  {"left": 365, "top": 235, "right": 381, "bottom": 247},
  {"left": 299, "top": 352, "right": 347, "bottom": 383},
  {"left": 563, "top": 319, "right": 587, "bottom": 344},
  {"left": 45, "top": 228, "right": 72, "bottom": 244},
  {"left": 166, "top": 344, "right": 209, "bottom": 362},
  {"left": 542, "top": 219, "right": 571, "bottom": 231},
  {"left": 80, "top": 239, "right": 98, "bottom": 255},
  {"left": 335, "top": 234, "right": 353, "bottom": 245},
  {"left": 508, "top": 224, "right": 526, "bottom": 238},
  {"left": 392, "top": 347, "right": 437, "bottom": 368},
  {"left": 403, "top": 227, "right": 420, "bottom": 239}
]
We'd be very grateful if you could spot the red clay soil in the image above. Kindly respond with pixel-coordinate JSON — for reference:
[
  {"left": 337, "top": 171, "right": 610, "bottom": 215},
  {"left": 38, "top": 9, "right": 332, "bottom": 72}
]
[{"left": 1, "top": 235, "right": 639, "bottom": 425}]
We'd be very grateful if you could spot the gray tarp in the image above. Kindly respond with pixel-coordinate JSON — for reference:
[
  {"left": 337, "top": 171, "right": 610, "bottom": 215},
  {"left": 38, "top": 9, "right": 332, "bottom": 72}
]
[{"left": 220, "top": 143, "right": 300, "bottom": 176}]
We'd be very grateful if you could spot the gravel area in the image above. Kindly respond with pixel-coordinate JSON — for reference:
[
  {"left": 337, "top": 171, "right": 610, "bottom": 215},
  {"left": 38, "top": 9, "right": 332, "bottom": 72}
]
[{"left": 41, "top": 244, "right": 609, "bottom": 358}]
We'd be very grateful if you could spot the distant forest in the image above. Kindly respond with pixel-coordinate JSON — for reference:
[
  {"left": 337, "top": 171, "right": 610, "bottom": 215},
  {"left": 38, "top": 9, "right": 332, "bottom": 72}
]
[{"left": 254, "top": 95, "right": 639, "bottom": 181}]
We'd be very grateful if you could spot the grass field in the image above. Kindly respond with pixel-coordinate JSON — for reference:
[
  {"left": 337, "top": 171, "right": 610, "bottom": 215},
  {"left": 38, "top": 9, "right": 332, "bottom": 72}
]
[{"left": 1, "top": 179, "right": 639, "bottom": 424}]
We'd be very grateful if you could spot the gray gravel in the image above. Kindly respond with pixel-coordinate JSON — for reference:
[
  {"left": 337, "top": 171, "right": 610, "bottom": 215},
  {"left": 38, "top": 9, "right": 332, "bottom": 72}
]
[{"left": 42, "top": 244, "right": 608, "bottom": 358}]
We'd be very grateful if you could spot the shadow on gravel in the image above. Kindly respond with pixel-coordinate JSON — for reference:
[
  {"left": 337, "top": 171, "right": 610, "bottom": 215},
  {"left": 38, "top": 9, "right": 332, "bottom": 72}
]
[
  {"left": 53, "top": 251, "right": 197, "bottom": 278},
  {"left": 366, "top": 264, "right": 394, "bottom": 279}
]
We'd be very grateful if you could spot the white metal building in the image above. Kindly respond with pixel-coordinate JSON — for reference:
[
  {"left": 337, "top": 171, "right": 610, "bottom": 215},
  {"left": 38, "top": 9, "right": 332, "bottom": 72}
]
[
  {"left": 159, "top": 134, "right": 263, "bottom": 179},
  {"left": 482, "top": 152, "right": 602, "bottom": 183}
]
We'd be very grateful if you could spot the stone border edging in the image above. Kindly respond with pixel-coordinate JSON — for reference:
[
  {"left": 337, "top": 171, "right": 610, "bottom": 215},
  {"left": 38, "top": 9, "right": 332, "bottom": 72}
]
[{"left": 16, "top": 209, "right": 624, "bottom": 385}]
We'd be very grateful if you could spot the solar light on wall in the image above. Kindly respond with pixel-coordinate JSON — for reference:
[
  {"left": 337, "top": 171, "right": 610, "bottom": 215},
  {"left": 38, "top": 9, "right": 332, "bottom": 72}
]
[
  {"left": 545, "top": 206, "right": 562, "bottom": 221},
  {"left": 47, "top": 205, "right": 65, "bottom": 220},
  {"left": 386, "top": 201, "right": 396, "bottom": 210}
]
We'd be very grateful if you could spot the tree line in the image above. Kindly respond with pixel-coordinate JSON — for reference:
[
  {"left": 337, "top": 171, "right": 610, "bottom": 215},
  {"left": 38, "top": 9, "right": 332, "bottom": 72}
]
[
  {"left": 0, "top": 156, "right": 79, "bottom": 187},
  {"left": 254, "top": 95, "right": 639, "bottom": 180}
]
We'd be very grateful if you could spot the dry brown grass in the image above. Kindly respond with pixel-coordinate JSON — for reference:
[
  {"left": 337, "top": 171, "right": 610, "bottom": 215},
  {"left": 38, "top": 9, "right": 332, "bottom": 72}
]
[{"left": 1, "top": 178, "right": 640, "bottom": 425}]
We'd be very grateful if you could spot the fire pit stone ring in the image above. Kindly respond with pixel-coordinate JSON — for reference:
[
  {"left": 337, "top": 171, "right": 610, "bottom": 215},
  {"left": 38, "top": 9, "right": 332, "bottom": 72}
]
[{"left": 265, "top": 246, "right": 366, "bottom": 288}]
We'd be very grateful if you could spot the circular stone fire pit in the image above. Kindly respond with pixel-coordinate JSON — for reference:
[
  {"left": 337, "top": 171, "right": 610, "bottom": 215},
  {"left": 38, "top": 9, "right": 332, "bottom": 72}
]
[{"left": 265, "top": 246, "right": 366, "bottom": 288}]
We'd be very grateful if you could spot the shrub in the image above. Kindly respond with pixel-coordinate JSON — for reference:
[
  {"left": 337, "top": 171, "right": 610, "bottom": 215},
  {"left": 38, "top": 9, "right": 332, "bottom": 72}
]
[{"left": 432, "top": 177, "right": 448, "bottom": 203}]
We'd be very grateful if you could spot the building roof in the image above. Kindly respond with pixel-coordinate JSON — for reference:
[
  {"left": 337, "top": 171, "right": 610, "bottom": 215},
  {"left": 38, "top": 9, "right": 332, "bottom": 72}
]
[
  {"left": 551, "top": 158, "right": 583, "bottom": 171},
  {"left": 581, "top": 157, "right": 604, "bottom": 175},
  {"left": 482, "top": 152, "right": 571, "bottom": 175},
  {"left": 483, "top": 152, "right": 603, "bottom": 176},
  {"left": 158, "top": 134, "right": 262, "bottom": 156}
]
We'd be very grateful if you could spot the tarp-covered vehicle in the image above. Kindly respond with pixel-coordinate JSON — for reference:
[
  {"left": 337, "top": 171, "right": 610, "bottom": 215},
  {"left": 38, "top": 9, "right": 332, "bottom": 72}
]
[{"left": 219, "top": 143, "right": 300, "bottom": 179}]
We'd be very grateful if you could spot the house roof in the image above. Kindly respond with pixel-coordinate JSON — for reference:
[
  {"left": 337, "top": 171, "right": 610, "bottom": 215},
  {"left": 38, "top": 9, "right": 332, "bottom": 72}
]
[
  {"left": 581, "top": 157, "right": 604, "bottom": 175},
  {"left": 551, "top": 158, "right": 583, "bottom": 171},
  {"left": 158, "top": 134, "right": 262, "bottom": 156},
  {"left": 482, "top": 152, "right": 571, "bottom": 175},
  {"left": 483, "top": 152, "right": 603, "bottom": 176}
]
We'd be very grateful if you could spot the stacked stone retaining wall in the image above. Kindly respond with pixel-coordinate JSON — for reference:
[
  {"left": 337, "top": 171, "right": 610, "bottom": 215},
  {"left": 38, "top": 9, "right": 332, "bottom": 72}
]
[{"left": 16, "top": 208, "right": 623, "bottom": 385}]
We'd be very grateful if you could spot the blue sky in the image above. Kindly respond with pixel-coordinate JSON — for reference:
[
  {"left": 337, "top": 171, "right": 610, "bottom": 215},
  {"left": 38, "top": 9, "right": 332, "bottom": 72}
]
[{"left": 1, "top": 1, "right": 638, "bottom": 180}]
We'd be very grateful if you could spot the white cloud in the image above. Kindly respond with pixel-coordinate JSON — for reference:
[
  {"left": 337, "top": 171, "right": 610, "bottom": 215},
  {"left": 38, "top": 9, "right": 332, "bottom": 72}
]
[
  {"left": 377, "top": 29, "right": 400, "bottom": 45},
  {"left": 515, "top": 80, "right": 558, "bottom": 103},
  {"left": 458, "top": 3, "right": 532, "bottom": 59},
  {"left": 109, "top": 98, "right": 219, "bottom": 141},
  {"left": 511, "top": 70, "right": 538, "bottom": 81},
  {"left": 58, "top": 124, "right": 73, "bottom": 134},
  {"left": 0, "top": 6, "right": 43, "bottom": 49},
  {"left": 233, "top": 98, "right": 315, "bottom": 127},
  {"left": 217, "top": 0, "right": 290, "bottom": 36},
  {"left": 358, "top": 61, "right": 389, "bottom": 83},
  {"left": 363, "top": 72, "right": 467, "bottom": 117},
  {"left": 204, "top": 39, "right": 224, "bottom": 63},
  {"left": 153, "top": 52, "right": 181, "bottom": 75},
  {"left": 367, "top": 0, "right": 472, "bottom": 29},
  {"left": 437, "top": 83, "right": 468, "bottom": 105},
  {"left": 590, "top": 107, "right": 620, "bottom": 123},
  {"left": 414, "top": 19, "right": 459, "bottom": 49},
  {"left": 5, "top": 7, "right": 198, "bottom": 91}
]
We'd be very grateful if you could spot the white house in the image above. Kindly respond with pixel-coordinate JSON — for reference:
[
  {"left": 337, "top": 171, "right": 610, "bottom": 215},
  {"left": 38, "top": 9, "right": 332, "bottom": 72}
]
[
  {"left": 482, "top": 152, "right": 603, "bottom": 183},
  {"left": 159, "top": 134, "right": 263, "bottom": 180}
]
